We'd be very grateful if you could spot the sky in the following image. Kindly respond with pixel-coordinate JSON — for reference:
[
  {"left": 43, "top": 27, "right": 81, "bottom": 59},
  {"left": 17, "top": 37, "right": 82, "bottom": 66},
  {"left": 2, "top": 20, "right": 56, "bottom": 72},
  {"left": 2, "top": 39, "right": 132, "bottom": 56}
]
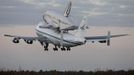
[
  {"left": 0, "top": 0, "right": 134, "bottom": 71},
  {"left": 1, "top": 0, "right": 134, "bottom": 26}
]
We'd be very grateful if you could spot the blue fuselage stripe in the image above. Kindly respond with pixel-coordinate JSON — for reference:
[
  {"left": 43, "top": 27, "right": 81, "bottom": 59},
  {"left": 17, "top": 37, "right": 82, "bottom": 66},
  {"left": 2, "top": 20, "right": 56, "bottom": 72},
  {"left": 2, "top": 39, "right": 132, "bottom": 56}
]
[{"left": 36, "top": 29, "right": 82, "bottom": 46}]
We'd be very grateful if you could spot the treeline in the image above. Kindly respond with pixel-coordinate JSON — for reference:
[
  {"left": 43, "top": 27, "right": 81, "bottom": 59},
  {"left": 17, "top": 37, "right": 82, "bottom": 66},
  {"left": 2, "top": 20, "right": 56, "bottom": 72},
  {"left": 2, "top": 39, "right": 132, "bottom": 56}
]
[{"left": 0, "top": 70, "right": 134, "bottom": 75}]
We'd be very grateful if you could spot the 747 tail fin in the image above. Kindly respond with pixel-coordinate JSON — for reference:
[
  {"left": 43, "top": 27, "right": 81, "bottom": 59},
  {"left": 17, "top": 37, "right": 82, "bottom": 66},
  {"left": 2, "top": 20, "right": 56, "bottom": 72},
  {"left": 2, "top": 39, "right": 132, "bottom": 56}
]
[{"left": 75, "top": 16, "right": 89, "bottom": 37}]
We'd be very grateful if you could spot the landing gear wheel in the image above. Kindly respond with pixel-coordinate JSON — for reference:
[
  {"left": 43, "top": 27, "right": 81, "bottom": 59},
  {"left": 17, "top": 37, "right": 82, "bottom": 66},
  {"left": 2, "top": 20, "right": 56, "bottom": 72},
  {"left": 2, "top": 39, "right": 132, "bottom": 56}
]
[
  {"left": 67, "top": 47, "right": 71, "bottom": 51},
  {"left": 53, "top": 48, "right": 58, "bottom": 51},
  {"left": 43, "top": 43, "right": 49, "bottom": 51},
  {"left": 44, "top": 48, "right": 48, "bottom": 51},
  {"left": 61, "top": 47, "right": 66, "bottom": 51},
  {"left": 53, "top": 45, "right": 58, "bottom": 51}
]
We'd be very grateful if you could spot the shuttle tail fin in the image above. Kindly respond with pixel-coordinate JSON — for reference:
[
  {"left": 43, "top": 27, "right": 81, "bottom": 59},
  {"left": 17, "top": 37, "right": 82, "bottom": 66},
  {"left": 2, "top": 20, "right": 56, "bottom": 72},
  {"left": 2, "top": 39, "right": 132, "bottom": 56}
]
[{"left": 64, "top": 1, "right": 72, "bottom": 17}]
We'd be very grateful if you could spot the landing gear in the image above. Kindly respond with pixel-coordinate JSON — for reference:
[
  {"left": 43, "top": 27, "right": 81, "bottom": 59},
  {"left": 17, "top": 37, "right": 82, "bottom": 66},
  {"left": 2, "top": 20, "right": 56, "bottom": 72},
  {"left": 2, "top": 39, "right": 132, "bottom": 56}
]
[
  {"left": 67, "top": 47, "right": 71, "bottom": 51},
  {"left": 44, "top": 43, "right": 49, "bottom": 51},
  {"left": 44, "top": 47, "right": 48, "bottom": 51},
  {"left": 61, "top": 47, "right": 66, "bottom": 51},
  {"left": 39, "top": 42, "right": 49, "bottom": 51},
  {"left": 13, "top": 38, "right": 19, "bottom": 43},
  {"left": 53, "top": 45, "right": 58, "bottom": 51},
  {"left": 40, "top": 42, "right": 71, "bottom": 51}
]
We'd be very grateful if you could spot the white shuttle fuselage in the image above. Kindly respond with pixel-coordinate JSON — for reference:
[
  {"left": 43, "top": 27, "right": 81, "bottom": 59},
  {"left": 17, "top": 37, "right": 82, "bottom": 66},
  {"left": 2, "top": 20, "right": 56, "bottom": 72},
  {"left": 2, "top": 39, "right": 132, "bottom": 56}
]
[{"left": 43, "top": 10, "right": 73, "bottom": 29}]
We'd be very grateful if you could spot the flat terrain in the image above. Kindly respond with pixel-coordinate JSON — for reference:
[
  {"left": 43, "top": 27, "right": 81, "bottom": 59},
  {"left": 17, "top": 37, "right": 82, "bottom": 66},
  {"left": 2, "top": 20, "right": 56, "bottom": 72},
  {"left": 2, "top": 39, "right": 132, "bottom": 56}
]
[{"left": 0, "top": 70, "right": 134, "bottom": 75}]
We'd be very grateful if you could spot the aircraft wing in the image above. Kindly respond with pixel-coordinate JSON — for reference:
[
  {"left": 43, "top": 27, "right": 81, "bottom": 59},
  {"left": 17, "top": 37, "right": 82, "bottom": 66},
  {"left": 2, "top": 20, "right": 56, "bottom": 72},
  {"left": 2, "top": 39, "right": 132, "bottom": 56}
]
[
  {"left": 4, "top": 34, "right": 38, "bottom": 40},
  {"left": 85, "top": 33, "right": 128, "bottom": 46},
  {"left": 85, "top": 34, "right": 128, "bottom": 40},
  {"left": 61, "top": 26, "right": 78, "bottom": 31},
  {"left": 4, "top": 34, "right": 50, "bottom": 44}
]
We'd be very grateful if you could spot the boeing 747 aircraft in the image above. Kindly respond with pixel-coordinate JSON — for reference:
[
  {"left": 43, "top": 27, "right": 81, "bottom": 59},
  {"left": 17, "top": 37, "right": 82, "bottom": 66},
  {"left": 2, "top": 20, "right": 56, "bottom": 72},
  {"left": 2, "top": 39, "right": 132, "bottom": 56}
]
[{"left": 4, "top": 1, "right": 128, "bottom": 51}]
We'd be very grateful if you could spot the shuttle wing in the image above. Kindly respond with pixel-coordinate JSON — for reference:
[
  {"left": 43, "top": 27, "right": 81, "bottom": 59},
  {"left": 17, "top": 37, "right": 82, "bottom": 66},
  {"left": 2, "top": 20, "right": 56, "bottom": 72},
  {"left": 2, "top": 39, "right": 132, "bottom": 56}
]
[{"left": 61, "top": 26, "right": 78, "bottom": 31}]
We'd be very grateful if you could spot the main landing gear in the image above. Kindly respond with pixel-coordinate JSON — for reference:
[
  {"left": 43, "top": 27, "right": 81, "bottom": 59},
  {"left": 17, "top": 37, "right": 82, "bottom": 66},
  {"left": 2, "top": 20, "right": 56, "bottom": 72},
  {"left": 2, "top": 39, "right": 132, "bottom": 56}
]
[
  {"left": 61, "top": 47, "right": 71, "bottom": 51},
  {"left": 67, "top": 47, "right": 71, "bottom": 51},
  {"left": 53, "top": 46, "right": 71, "bottom": 51},
  {"left": 44, "top": 47, "right": 71, "bottom": 51},
  {"left": 52, "top": 46, "right": 71, "bottom": 51},
  {"left": 53, "top": 45, "right": 58, "bottom": 51},
  {"left": 44, "top": 43, "right": 49, "bottom": 51},
  {"left": 61, "top": 47, "right": 66, "bottom": 51},
  {"left": 42, "top": 43, "right": 71, "bottom": 51}
]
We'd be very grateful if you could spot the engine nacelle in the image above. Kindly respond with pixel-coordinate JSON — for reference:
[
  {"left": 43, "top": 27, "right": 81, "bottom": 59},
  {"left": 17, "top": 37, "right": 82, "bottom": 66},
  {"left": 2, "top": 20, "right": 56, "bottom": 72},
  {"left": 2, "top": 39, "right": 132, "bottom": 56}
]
[
  {"left": 13, "top": 38, "right": 19, "bottom": 43},
  {"left": 99, "top": 40, "right": 106, "bottom": 43},
  {"left": 25, "top": 40, "right": 33, "bottom": 44},
  {"left": 98, "top": 31, "right": 111, "bottom": 46}
]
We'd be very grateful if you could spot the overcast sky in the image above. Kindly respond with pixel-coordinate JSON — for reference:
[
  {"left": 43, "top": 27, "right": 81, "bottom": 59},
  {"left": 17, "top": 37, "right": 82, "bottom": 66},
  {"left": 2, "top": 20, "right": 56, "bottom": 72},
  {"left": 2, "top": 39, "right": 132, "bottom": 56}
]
[
  {"left": 0, "top": 0, "right": 134, "bottom": 71},
  {"left": 0, "top": 0, "right": 134, "bottom": 26}
]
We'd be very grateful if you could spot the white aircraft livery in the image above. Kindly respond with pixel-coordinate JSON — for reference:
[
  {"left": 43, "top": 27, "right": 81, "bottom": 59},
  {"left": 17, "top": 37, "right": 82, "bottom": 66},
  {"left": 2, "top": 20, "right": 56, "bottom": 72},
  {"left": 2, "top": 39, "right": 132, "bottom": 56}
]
[{"left": 4, "top": 1, "right": 128, "bottom": 51}]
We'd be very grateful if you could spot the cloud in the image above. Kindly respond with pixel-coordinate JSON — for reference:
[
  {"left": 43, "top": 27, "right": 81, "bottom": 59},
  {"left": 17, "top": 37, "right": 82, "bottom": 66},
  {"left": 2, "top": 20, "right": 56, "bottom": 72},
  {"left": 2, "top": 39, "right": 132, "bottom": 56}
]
[
  {"left": 80, "top": 8, "right": 108, "bottom": 17},
  {"left": 20, "top": 0, "right": 63, "bottom": 8},
  {"left": 88, "top": 0, "right": 108, "bottom": 6},
  {"left": 0, "top": 0, "right": 134, "bottom": 26}
]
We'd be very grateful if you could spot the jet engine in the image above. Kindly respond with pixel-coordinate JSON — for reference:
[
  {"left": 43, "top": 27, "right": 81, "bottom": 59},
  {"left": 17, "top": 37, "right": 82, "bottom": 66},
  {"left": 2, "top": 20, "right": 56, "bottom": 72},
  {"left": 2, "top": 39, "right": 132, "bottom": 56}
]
[
  {"left": 25, "top": 40, "right": 33, "bottom": 44},
  {"left": 99, "top": 40, "right": 106, "bottom": 43},
  {"left": 12, "top": 38, "right": 19, "bottom": 43},
  {"left": 98, "top": 31, "right": 111, "bottom": 46}
]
